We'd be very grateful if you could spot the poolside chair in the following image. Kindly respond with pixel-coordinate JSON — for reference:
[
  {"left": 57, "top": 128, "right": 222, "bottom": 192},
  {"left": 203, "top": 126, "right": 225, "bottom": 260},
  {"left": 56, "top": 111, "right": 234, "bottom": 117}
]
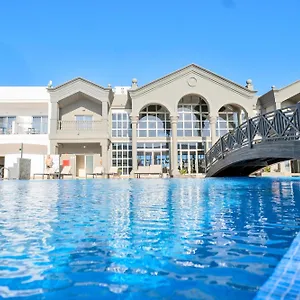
[
  {"left": 86, "top": 166, "right": 104, "bottom": 179},
  {"left": 105, "top": 166, "right": 119, "bottom": 178},
  {"left": 59, "top": 166, "right": 73, "bottom": 179},
  {"left": 33, "top": 167, "right": 56, "bottom": 179}
]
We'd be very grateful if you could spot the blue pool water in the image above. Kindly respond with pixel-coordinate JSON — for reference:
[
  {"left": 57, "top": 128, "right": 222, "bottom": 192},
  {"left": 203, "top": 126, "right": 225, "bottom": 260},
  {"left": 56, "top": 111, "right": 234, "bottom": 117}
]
[{"left": 0, "top": 178, "right": 300, "bottom": 299}]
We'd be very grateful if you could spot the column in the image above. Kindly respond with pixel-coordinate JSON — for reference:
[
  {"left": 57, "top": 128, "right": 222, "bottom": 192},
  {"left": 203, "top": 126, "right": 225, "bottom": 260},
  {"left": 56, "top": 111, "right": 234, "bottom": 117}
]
[
  {"left": 209, "top": 115, "right": 218, "bottom": 146},
  {"left": 49, "top": 101, "right": 58, "bottom": 137},
  {"left": 102, "top": 101, "right": 108, "bottom": 119},
  {"left": 48, "top": 141, "right": 57, "bottom": 155},
  {"left": 171, "top": 115, "right": 179, "bottom": 177},
  {"left": 130, "top": 115, "right": 139, "bottom": 174},
  {"left": 275, "top": 102, "right": 281, "bottom": 110},
  {"left": 101, "top": 139, "right": 108, "bottom": 173}
]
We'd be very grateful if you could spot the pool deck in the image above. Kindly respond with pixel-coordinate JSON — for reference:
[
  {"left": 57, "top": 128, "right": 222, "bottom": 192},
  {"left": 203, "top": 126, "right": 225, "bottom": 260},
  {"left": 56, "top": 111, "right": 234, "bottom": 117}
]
[{"left": 255, "top": 232, "right": 300, "bottom": 299}]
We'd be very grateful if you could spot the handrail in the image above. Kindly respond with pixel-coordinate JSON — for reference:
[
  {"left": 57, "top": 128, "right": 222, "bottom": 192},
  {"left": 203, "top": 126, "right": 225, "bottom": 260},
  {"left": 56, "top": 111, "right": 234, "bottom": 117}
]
[
  {"left": 205, "top": 103, "right": 300, "bottom": 172},
  {"left": 57, "top": 120, "right": 104, "bottom": 131}
]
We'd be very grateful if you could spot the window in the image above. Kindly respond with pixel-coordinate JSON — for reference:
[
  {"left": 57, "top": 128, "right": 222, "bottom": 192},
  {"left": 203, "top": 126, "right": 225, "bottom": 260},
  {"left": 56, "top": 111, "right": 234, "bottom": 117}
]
[
  {"left": 178, "top": 95, "right": 210, "bottom": 137},
  {"left": 32, "top": 116, "right": 48, "bottom": 134},
  {"left": 75, "top": 115, "right": 93, "bottom": 130},
  {"left": 111, "top": 111, "right": 131, "bottom": 137},
  {"left": 177, "top": 142, "right": 206, "bottom": 174},
  {"left": 216, "top": 111, "right": 239, "bottom": 137},
  {"left": 0, "top": 116, "right": 16, "bottom": 134},
  {"left": 136, "top": 142, "right": 170, "bottom": 172},
  {"left": 111, "top": 143, "right": 132, "bottom": 175},
  {"left": 137, "top": 105, "right": 170, "bottom": 137}
]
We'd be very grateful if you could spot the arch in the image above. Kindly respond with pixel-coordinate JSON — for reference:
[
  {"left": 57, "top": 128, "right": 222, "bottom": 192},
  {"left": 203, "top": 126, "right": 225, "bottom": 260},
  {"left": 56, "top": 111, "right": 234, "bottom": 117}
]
[
  {"left": 137, "top": 103, "right": 171, "bottom": 138},
  {"left": 217, "top": 103, "right": 248, "bottom": 114},
  {"left": 132, "top": 101, "right": 174, "bottom": 118},
  {"left": 139, "top": 102, "right": 171, "bottom": 114},
  {"left": 281, "top": 98, "right": 299, "bottom": 109},
  {"left": 176, "top": 94, "right": 210, "bottom": 138},
  {"left": 176, "top": 93, "right": 210, "bottom": 114}
]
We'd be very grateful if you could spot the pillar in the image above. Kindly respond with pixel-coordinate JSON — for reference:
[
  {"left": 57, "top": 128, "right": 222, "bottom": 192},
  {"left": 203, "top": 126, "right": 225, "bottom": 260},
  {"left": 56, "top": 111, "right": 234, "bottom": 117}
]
[
  {"left": 48, "top": 140, "right": 58, "bottom": 155},
  {"left": 209, "top": 115, "right": 218, "bottom": 147},
  {"left": 275, "top": 102, "right": 281, "bottom": 110},
  {"left": 130, "top": 115, "right": 139, "bottom": 174},
  {"left": 49, "top": 101, "right": 58, "bottom": 136},
  {"left": 102, "top": 101, "right": 108, "bottom": 119},
  {"left": 101, "top": 139, "right": 109, "bottom": 173},
  {"left": 171, "top": 115, "right": 179, "bottom": 177}
]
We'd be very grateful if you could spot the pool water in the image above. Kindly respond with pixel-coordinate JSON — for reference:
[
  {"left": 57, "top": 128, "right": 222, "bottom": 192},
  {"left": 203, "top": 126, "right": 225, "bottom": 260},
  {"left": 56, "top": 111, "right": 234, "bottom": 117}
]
[{"left": 0, "top": 178, "right": 300, "bottom": 299}]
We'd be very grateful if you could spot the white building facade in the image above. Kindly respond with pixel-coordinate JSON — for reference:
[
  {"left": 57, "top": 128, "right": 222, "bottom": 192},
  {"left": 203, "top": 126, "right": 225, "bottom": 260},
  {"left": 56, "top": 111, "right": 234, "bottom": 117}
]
[{"left": 0, "top": 64, "right": 298, "bottom": 177}]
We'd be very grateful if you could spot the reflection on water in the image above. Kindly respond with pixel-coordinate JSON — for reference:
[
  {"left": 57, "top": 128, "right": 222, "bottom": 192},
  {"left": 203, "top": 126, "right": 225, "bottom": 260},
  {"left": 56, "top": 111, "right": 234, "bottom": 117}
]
[{"left": 0, "top": 178, "right": 299, "bottom": 299}]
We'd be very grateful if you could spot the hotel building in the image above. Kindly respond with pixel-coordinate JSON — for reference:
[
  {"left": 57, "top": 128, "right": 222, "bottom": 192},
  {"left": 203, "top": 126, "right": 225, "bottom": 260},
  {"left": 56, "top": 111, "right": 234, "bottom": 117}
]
[{"left": 0, "top": 64, "right": 299, "bottom": 177}]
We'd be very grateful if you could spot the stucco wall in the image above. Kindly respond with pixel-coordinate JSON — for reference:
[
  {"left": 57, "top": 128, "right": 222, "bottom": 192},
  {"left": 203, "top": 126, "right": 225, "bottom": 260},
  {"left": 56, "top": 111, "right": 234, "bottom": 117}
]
[
  {"left": 130, "top": 72, "right": 256, "bottom": 117},
  {"left": 60, "top": 99, "right": 103, "bottom": 121},
  {"left": 0, "top": 144, "right": 47, "bottom": 155}
]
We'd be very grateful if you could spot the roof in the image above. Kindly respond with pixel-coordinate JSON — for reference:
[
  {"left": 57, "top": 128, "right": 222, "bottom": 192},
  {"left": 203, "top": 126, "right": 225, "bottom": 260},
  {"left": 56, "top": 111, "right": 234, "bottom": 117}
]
[
  {"left": 0, "top": 87, "right": 49, "bottom": 102},
  {"left": 49, "top": 77, "right": 111, "bottom": 92},
  {"left": 130, "top": 63, "right": 257, "bottom": 96}
]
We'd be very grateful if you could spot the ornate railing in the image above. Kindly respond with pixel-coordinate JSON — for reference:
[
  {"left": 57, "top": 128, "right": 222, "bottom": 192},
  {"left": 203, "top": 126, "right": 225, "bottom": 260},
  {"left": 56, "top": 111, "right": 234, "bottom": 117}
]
[
  {"left": 205, "top": 104, "right": 300, "bottom": 171},
  {"left": 57, "top": 120, "right": 104, "bottom": 131}
]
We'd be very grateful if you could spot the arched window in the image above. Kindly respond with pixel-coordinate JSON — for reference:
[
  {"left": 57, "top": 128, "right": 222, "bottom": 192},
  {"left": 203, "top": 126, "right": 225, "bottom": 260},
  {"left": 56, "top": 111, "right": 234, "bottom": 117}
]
[
  {"left": 217, "top": 105, "right": 246, "bottom": 136},
  {"left": 137, "top": 104, "right": 170, "bottom": 137},
  {"left": 177, "top": 95, "right": 210, "bottom": 137}
]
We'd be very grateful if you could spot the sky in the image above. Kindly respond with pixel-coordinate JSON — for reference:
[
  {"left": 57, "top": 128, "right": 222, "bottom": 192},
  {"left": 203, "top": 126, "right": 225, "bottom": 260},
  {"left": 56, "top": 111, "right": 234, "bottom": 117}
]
[{"left": 0, "top": 0, "right": 299, "bottom": 94}]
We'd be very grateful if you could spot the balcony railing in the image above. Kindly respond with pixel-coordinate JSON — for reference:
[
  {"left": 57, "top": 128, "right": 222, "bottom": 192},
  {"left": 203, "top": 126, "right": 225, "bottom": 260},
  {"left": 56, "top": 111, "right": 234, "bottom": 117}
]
[
  {"left": 0, "top": 122, "right": 48, "bottom": 135},
  {"left": 57, "top": 120, "right": 104, "bottom": 131}
]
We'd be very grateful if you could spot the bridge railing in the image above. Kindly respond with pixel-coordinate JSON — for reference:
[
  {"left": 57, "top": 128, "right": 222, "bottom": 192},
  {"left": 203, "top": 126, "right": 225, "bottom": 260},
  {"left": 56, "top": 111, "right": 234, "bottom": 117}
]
[{"left": 205, "top": 103, "right": 300, "bottom": 171}]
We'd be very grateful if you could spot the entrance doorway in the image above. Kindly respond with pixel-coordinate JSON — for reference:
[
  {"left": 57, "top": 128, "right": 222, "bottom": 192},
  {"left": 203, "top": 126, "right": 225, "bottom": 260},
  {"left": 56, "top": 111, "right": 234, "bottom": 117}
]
[
  {"left": 178, "top": 142, "right": 206, "bottom": 174},
  {"left": 75, "top": 155, "right": 94, "bottom": 178},
  {"left": 137, "top": 142, "right": 170, "bottom": 173}
]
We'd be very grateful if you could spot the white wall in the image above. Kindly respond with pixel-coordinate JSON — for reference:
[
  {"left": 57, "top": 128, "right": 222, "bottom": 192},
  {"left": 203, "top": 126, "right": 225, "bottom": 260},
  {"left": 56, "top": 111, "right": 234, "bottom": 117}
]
[{"left": 5, "top": 154, "right": 45, "bottom": 178}]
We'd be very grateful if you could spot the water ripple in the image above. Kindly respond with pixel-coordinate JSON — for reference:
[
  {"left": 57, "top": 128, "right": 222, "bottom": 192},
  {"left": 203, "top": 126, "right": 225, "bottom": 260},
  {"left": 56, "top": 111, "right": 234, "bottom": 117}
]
[{"left": 0, "top": 178, "right": 299, "bottom": 299}]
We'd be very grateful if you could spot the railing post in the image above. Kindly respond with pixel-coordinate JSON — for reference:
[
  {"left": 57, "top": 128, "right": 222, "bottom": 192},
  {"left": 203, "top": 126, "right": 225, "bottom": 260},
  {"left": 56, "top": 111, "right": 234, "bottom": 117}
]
[
  {"left": 220, "top": 137, "right": 224, "bottom": 158},
  {"left": 296, "top": 102, "right": 300, "bottom": 131},
  {"left": 247, "top": 118, "right": 252, "bottom": 148}
]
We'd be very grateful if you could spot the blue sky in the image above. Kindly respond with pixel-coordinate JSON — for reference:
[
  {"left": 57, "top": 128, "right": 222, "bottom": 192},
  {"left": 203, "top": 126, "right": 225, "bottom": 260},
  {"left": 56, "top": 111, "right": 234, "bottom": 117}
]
[{"left": 0, "top": 0, "right": 299, "bottom": 94}]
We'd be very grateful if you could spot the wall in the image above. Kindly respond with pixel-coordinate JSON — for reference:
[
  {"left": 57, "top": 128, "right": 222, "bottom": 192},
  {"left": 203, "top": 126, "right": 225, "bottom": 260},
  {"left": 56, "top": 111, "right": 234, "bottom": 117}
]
[
  {"left": 0, "top": 103, "right": 48, "bottom": 117},
  {"left": 5, "top": 154, "right": 45, "bottom": 178},
  {"left": 58, "top": 143, "right": 101, "bottom": 154},
  {"left": 0, "top": 143, "right": 47, "bottom": 155},
  {"left": 19, "top": 158, "right": 31, "bottom": 180},
  {"left": 60, "top": 98, "right": 102, "bottom": 121},
  {"left": 130, "top": 70, "right": 256, "bottom": 118}
]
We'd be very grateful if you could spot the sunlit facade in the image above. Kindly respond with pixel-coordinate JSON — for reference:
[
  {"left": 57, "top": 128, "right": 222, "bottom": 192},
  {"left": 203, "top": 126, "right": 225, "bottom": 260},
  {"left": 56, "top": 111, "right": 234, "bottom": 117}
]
[{"left": 2, "top": 64, "right": 298, "bottom": 177}]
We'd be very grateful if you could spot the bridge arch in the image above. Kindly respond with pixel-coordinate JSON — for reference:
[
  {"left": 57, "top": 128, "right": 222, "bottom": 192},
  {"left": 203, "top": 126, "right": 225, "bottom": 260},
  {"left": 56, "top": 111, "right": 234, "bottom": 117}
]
[{"left": 205, "top": 104, "right": 300, "bottom": 177}]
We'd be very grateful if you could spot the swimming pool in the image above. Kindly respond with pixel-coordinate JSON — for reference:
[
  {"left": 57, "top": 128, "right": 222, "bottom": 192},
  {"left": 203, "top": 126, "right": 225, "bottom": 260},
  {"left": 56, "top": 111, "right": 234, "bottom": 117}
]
[{"left": 0, "top": 178, "right": 299, "bottom": 299}]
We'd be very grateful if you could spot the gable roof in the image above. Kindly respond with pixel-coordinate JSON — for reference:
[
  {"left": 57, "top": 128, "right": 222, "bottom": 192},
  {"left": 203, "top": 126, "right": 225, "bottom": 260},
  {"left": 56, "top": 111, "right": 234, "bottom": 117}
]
[
  {"left": 49, "top": 77, "right": 111, "bottom": 92},
  {"left": 129, "top": 64, "right": 257, "bottom": 97}
]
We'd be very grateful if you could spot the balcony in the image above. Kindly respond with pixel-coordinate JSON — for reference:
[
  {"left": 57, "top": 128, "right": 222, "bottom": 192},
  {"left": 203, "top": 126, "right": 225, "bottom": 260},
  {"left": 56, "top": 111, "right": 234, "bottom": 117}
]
[
  {"left": 54, "top": 120, "right": 109, "bottom": 139},
  {"left": 57, "top": 120, "right": 105, "bottom": 131},
  {"left": 0, "top": 122, "right": 48, "bottom": 135}
]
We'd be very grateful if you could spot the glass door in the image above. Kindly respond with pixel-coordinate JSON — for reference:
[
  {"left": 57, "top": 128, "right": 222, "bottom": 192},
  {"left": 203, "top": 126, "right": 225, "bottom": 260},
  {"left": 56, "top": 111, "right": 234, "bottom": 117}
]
[
  {"left": 145, "top": 152, "right": 152, "bottom": 166},
  {"left": 189, "top": 151, "right": 197, "bottom": 173},
  {"left": 85, "top": 155, "right": 94, "bottom": 174}
]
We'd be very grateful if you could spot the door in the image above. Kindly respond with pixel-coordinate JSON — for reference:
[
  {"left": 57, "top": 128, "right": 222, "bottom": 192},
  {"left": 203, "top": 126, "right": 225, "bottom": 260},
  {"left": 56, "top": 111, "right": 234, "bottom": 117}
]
[
  {"left": 145, "top": 152, "right": 152, "bottom": 166},
  {"left": 189, "top": 151, "right": 197, "bottom": 173},
  {"left": 85, "top": 155, "right": 94, "bottom": 174}
]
